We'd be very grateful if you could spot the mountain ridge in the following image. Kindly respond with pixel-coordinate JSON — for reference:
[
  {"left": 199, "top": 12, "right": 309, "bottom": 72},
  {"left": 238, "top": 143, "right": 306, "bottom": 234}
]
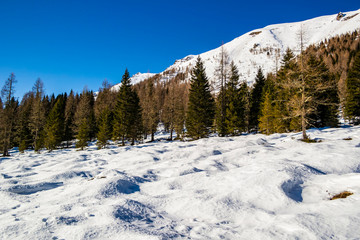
[{"left": 116, "top": 9, "right": 360, "bottom": 90}]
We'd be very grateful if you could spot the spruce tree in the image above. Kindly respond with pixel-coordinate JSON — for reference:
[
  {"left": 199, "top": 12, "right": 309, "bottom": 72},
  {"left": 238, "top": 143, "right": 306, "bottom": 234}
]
[
  {"left": 186, "top": 56, "right": 215, "bottom": 139},
  {"left": 249, "top": 67, "right": 266, "bottom": 132},
  {"left": 44, "top": 95, "right": 65, "bottom": 151},
  {"left": 225, "top": 61, "right": 248, "bottom": 135},
  {"left": 17, "top": 92, "right": 34, "bottom": 153},
  {"left": 74, "top": 89, "right": 96, "bottom": 150},
  {"left": 95, "top": 80, "right": 116, "bottom": 149},
  {"left": 113, "top": 69, "right": 142, "bottom": 145},
  {"left": 96, "top": 107, "right": 113, "bottom": 149},
  {"left": 345, "top": 51, "right": 360, "bottom": 124},
  {"left": 64, "top": 90, "right": 77, "bottom": 147}
]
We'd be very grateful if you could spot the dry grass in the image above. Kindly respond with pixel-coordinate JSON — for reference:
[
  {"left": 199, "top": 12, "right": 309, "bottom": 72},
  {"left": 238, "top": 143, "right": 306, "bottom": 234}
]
[{"left": 330, "top": 191, "right": 353, "bottom": 200}]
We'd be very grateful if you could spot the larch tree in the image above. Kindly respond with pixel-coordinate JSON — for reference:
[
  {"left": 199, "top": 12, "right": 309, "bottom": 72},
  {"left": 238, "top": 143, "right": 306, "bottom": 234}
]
[
  {"left": 214, "top": 45, "right": 230, "bottom": 136},
  {"left": 1, "top": 73, "right": 18, "bottom": 156},
  {"left": 186, "top": 56, "right": 215, "bottom": 139},
  {"left": 29, "top": 78, "right": 46, "bottom": 152}
]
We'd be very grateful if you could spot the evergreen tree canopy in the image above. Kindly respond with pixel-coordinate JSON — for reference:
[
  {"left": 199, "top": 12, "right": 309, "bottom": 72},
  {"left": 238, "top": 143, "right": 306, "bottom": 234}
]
[
  {"left": 345, "top": 51, "right": 360, "bottom": 124},
  {"left": 186, "top": 56, "right": 215, "bottom": 139},
  {"left": 113, "top": 69, "right": 142, "bottom": 145},
  {"left": 249, "top": 67, "right": 266, "bottom": 132}
]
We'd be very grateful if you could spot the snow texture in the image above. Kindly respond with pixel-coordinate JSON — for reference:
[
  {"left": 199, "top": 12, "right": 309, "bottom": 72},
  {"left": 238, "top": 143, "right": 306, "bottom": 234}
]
[{"left": 1, "top": 126, "right": 360, "bottom": 239}]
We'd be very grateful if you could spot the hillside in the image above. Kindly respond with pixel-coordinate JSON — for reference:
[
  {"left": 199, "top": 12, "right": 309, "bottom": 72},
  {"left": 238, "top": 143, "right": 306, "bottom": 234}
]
[
  {"left": 1, "top": 126, "right": 360, "bottom": 239},
  {"left": 112, "top": 9, "right": 360, "bottom": 90}
]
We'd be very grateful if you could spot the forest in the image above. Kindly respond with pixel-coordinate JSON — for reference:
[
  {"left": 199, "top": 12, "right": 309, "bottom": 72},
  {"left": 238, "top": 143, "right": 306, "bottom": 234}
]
[{"left": 1, "top": 31, "right": 360, "bottom": 156}]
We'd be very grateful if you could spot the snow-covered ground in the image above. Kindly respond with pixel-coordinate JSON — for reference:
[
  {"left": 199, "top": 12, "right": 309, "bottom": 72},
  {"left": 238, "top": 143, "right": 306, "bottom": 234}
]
[{"left": 1, "top": 126, "right": 360, "bottom": 239}]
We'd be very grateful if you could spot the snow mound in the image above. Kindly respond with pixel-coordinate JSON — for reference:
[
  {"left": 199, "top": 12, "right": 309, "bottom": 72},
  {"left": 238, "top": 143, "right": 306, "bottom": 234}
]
[{"left": 1, "top": 126, "right": 360, "bottom": 239}]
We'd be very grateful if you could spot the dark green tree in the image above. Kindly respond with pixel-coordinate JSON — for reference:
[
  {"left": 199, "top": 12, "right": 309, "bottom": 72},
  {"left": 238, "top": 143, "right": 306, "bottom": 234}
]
[
  {"left": 74, "top": 89, "right": 96, "bottom": 150},
  {"left": 186, "top": 56, "right": 215, "bottom": 139},
  {"left": 345, "top": 51, "right": 360, "bottom": 124},
  {"left": 44, "top": 95, "right": 65, "bottom": 151},
  {"left": 95, "top": 80, "right": 116, "bottom": 149},
  {"left": 249, "top": 67, "right": 266, "bottom": 132},
  {"left": 225, "top": 61, "right": 248, "bottom": 135},
  {"left": 17, "top": 92, "right": 34, "bottom": 153},
  {"left": 64, "top": 90, "right": 77, "bottom": 147},
  {"left": 113, "top": 69, "right": 143, "bottom": 145}
]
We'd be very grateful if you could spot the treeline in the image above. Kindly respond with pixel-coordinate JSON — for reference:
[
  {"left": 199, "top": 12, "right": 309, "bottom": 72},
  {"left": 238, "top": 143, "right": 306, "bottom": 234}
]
[{"left": 1, "top": 31, "right": 360, "bottom": 156}]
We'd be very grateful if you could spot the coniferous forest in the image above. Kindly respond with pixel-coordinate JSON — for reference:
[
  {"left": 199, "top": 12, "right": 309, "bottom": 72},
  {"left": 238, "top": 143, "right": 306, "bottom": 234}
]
[{"left": 1, "top": 31, "right": 360, "bottom": 156}]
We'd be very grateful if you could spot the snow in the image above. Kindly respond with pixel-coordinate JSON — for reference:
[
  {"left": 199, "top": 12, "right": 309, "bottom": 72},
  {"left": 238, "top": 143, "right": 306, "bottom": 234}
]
[
  {"left": 1, "top": 126, "right": 360, "bottom": 239},
  {"left": 127, "top": 9, "right": 360, "bottom": 88},
  {"left": 110, "top": 72, "right": 156, "bottom": 92}
]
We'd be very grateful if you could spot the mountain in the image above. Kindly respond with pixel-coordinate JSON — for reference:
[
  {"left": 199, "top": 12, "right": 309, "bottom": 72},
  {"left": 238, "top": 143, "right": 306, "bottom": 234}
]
[{"left": 110, "top": 9, "right": 360, "bottom": 91}]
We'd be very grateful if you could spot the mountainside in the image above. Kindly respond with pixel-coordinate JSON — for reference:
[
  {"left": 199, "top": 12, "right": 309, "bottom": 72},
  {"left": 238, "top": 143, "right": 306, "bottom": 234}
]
[{"left": 115, "top": 9, "right": 360, "bottom": 90}]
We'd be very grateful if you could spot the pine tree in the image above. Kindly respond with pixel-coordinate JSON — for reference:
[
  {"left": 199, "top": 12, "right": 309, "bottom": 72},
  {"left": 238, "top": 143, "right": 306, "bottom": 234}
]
[
  {"left": 17, "top": 92, "right": 34, "bottom": 153},
  {"left": 345, "top": 51, "right": 360, "bottom": 124},
  {"left": 74, "top": 89, "right": 96, "bottom": 150},
  {"left": 113, "top": 69, "right": 142, "bottom": 145},
  {"left": 95, "top": 80, "right": 116, "bottom": 149},
  {"left": 96, "top": 107, "right": 113, "bottom": 149},
  {"left": 44, "top": 95, "right": 65, "bottom": 151},
  {"left": 186, "top": 56, "right": 215, "bottom": 139},
  {"left": 64, "top": 90, "right": 77, "bottom": 147},
  {"left": 259, "top": 91, "right": 275, "bottom": 135},
  {"left": 249, "top": 67, "right": 266, "bottom": 132},
  {"left": 225, "top": 61, "right": 248, "bottom": 135}
]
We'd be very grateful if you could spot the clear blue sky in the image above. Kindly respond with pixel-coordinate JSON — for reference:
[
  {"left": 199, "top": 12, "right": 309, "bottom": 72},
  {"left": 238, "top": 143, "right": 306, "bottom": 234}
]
[{"left": 0, "top": 0, "right": 359, "bottom": 99}]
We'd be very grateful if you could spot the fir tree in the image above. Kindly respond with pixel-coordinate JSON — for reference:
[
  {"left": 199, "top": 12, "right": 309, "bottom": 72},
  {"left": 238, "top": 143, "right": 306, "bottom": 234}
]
[
  {"left": 225, "top": 61, "right": 248, "bottom": 135},
  {"left": 113, "top": 69, "right": 142, "bottom": 145},
  {"left": 17, "top": 92, "right": 34, "bottom": 153},
  {"left": 74, "top": 89, "right": 96, "bottom": 150},
  {"left": 96, "top": 107, "right": 113, "bottom": 149},
  {"left": 95, "top": 80, "right": 116, "bottom": 149},
  {"left": 345, "top": 51, "right": 360, "bottom": 124},
  {"left": 64, "top": 90, "right": 77, "bottom": 147},
  {"left": 186, "top": 56, "right": 215, "bottom": 139},
  {"left": 249, "top": 67, "right": 266, "bottom": 132},
  {"left": 44, "top": 95, "right": 65, "bottom": 151}
]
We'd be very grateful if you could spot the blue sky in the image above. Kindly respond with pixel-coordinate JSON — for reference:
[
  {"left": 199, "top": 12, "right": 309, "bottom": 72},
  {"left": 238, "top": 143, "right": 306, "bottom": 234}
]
[{"left": 0, "top": 0, "right": 359, "bottom": 99}]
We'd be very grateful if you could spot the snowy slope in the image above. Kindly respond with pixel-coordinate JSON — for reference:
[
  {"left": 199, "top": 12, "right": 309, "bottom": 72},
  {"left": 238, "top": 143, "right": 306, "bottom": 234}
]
[
  {"left": 165, "top": 9, "right": 360, "bottom": 85},
  {"left": 110, "top": 72, "right": 156, "bottom": 92},
  {"left": 109, "top": 10, "right": 360, "bottom": 90},
  {"left": 1, "top": 126, "right": 360, "bottom": 239}
]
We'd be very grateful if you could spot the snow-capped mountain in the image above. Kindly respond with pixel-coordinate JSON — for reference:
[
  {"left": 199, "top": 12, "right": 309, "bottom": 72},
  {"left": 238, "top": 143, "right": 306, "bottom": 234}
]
[
  {"left": 110, "top": 9, "right": 360, "bottom": 90},
  {"left": 165, "top": 9, "right": 360, "bottom": 85}
]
